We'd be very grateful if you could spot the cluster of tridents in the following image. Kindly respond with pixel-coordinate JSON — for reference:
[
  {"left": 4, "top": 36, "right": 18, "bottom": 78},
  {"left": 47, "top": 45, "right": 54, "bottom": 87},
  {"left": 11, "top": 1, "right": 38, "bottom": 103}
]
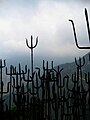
[
  {"left": 0, "top": 8, "right": 90, "bottom": 120},
  {"left": 0, "top": 54, "right": 90, "bottom": 120},
  {"left": 0, "top": 55, "right": 90, "bottom": 120}
]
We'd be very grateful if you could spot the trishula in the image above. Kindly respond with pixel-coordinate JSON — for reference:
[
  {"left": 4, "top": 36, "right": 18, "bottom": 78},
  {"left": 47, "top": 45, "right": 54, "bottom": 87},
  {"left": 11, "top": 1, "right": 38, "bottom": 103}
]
[
  {"left": 69, "top": 8, "right": 90, "bottom": 49},
  {"left": 26, "top": 35, "right": 38, "bottom": 76}
]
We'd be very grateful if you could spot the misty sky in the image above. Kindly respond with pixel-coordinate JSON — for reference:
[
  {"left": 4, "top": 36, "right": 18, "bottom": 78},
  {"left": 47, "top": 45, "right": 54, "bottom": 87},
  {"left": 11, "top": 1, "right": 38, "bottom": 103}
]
[{"left": 0, "top": 0, "right": 90, "bottom": 66}]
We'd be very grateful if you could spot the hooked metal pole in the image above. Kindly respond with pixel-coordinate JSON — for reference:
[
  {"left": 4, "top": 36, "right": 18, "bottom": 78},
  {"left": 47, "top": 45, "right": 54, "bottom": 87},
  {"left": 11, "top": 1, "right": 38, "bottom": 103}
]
[{"left": 69, "top": 8, "right": 90, "bottom": 49}]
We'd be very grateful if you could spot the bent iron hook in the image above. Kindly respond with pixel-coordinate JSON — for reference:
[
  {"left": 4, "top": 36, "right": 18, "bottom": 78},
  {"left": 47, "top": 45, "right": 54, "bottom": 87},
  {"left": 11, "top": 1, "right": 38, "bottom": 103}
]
[{"left": 69, "top": 8, "right": 90, "bottom": 49}]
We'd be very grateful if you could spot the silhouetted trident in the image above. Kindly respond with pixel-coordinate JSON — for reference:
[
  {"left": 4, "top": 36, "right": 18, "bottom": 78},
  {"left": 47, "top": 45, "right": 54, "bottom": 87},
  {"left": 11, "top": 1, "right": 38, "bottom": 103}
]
[
  {"left": 69, "top": 8, "right": 90, "bottom": 49},
  {"left": 26, "top": 35, "right": 38, "bottom": 77}
]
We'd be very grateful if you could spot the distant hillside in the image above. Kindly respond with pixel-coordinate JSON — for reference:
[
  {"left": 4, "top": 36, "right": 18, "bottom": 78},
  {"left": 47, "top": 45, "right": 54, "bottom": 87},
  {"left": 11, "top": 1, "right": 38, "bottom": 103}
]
[{"left": 55, "top": 52, "right": 90, "bottom": 77}]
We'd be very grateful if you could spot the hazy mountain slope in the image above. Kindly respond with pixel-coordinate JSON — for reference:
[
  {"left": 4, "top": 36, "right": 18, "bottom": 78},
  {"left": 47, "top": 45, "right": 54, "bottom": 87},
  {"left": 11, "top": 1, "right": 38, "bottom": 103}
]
[
  {"left": 2, "top": 52, "right": 90, "bottom": 109},
  {"left": 56, "top": 52, "right": 90, "bottom": 77}
]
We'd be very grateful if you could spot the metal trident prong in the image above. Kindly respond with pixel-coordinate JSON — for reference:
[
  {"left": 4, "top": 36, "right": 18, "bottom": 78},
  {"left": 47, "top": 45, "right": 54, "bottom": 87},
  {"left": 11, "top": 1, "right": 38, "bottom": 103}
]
[
  {"left": 75, "top": 57, "right": 85, "bottom": 68},
  {"left": 26, "top": 35, "right": 38, "bottom": 77},
  {"left": 69, "top": 8, "right": 90, "bottom": 49}
]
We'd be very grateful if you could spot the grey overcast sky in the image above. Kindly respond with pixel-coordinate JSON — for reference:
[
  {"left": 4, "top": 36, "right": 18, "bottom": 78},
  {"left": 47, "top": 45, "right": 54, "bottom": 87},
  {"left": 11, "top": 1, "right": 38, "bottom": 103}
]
[{"left": 0, "top": 0, "right": 90, "bottom": 65}]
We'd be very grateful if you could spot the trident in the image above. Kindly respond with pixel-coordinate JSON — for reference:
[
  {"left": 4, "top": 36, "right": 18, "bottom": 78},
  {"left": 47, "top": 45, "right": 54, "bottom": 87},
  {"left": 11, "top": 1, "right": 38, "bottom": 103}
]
[{"left": 26, "top": 35, "right": 38, "bottom": 76}]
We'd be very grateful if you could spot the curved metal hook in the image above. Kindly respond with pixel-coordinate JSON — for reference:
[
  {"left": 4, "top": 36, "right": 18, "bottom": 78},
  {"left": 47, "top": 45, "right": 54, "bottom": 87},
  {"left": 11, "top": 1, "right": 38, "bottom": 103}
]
[{"left": 69, "top": 8, "right": 90, "bottom": 49}]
